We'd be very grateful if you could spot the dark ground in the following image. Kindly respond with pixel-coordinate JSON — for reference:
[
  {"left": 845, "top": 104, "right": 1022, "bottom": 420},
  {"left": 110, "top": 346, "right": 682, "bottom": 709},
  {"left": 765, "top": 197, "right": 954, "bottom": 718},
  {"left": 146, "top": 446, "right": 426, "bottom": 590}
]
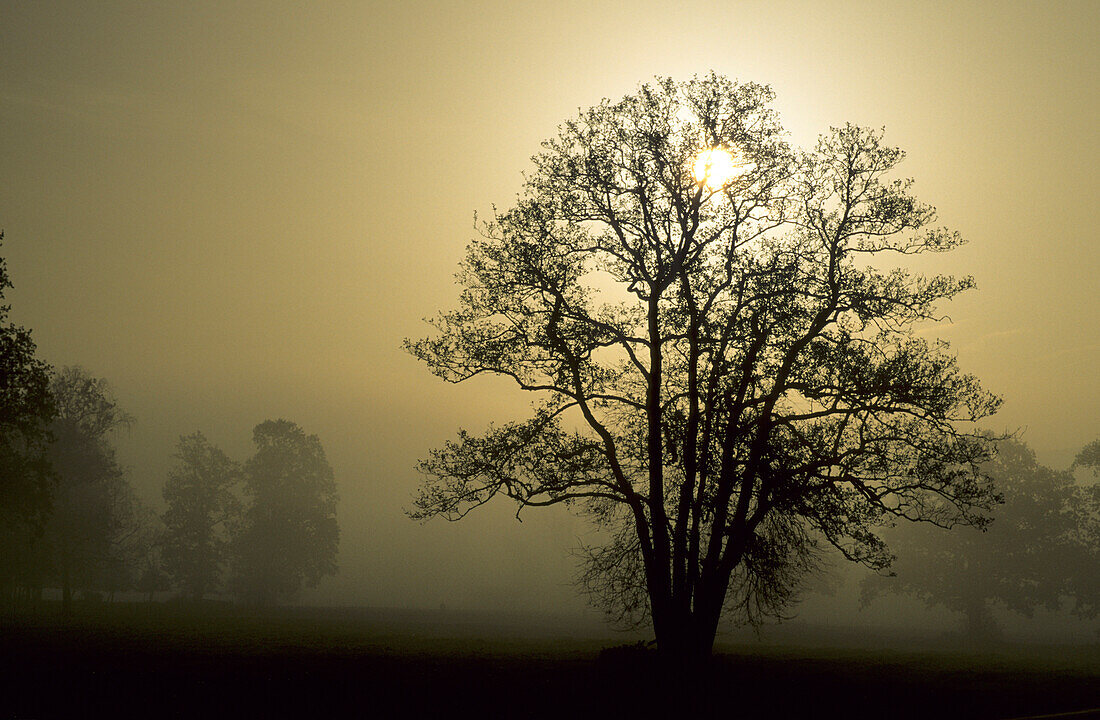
[{"left": 2, "top": 603, "right": 1098, "bottom": 719}]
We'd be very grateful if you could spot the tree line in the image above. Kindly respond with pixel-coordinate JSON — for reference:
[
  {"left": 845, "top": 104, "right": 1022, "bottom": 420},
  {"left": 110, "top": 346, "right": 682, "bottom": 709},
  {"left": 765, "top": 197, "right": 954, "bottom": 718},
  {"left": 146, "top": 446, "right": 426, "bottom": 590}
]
[
  {"left": 159, "top": 421, "right": 339, "bottom": 606},
  {"left": 862, "top": 437, "right": 1100, "bottom": 641},
  {"left": 0, "top": 234, "right": 338, "bottom": 610}
]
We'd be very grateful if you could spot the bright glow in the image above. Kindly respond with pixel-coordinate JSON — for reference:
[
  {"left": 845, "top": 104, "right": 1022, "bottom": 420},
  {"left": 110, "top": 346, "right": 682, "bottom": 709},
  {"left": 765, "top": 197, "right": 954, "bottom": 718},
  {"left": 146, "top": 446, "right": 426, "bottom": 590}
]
[{"left": 692, "top": 147, "right": 750, "bottom": 189}]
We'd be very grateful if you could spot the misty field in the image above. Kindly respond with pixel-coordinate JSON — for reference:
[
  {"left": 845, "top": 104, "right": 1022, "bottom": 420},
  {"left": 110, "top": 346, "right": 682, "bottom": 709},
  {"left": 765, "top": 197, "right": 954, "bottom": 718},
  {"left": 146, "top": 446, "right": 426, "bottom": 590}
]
[{"left": 2, "top": 604, "right": 1098, "bottom": 719}]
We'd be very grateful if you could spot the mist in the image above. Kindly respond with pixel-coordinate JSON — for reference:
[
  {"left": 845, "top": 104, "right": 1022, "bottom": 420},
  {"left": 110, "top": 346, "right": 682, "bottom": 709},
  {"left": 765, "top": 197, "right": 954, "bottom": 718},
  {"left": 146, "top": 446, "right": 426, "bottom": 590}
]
[{"left": 2, "top": 1, "right": 1098, "bottom": 717}]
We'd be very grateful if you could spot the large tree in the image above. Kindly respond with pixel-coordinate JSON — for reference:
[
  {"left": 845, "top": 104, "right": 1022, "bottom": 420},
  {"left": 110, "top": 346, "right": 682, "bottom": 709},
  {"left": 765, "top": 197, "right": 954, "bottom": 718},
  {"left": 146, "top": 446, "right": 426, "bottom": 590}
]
[
  {"left": 231, "top": 420, "right": 338, "bottom": 605},
  {"left": 407, "top": 74, "right": 1001, "bottom": 663},
  {"left": 162, "top": 432, "right": 241, "bottom": 600},
  {"left": 862, "top": 439, "right": 1100, "bottom": 640},
  {"left": 0, "top": 232, "right": 55, "bottom": 602},
  {"left": 43, "top": 366, "right": 134, "bottom": 613}
]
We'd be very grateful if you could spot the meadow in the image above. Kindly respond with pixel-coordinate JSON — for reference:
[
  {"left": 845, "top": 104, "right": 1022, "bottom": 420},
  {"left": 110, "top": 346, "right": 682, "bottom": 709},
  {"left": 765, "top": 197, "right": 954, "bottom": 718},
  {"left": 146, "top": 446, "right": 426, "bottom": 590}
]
[{"left": 2, "top": 602, "right": 1098, "bottom": 719}]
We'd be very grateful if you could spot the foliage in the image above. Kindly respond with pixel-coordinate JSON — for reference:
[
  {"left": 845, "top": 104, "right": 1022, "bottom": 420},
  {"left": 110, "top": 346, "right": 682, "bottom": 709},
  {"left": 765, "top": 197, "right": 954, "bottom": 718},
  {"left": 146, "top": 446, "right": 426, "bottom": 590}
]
[
  {"left": 0, "top": 232, "right": 55, "bottom": 598},
  {"left": 162, "top": 432, "right": 241, "bottom": 600},
  {"left": 1068, "top": 439, "right": 1100, "bottom": 617},
  {"left": 96, "top": 492, "right": 163, "bottom": 598},
  {"left": 41, "top": 366, "right": 136, "bottom": 608},
  {"left": 121, "top": 499, "right": 168, "bottom": 600},
  {"left": 407, "top": 74, "right": 1001, "bottom": 660},
  {"left": 231, "top": 420, "right": 338, "bottom": 605},
  {"left": 1074, "top": 439, "right": 1100, "bottom": 477},
  {"left": 861, "top": 439, "right": 1100, "bottom": 638}
]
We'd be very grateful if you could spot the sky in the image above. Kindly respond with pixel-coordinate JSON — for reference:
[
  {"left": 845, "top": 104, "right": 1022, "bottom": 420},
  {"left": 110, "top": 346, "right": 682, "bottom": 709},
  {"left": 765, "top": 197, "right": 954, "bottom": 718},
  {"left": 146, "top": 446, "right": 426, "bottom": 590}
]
[{"left": 1, "top": 0, "right": 1097, "bottom": 614}]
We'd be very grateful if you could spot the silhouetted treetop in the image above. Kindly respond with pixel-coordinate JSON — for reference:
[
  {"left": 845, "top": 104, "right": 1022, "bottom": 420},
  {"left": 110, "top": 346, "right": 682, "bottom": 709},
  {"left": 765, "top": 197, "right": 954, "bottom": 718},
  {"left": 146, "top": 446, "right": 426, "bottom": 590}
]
[
  {"left": 1074, "top": 439, "right": 1100, "bottom": 477},
  {"left": 49, "top": 366, "right": 133, "bottom": 441}
]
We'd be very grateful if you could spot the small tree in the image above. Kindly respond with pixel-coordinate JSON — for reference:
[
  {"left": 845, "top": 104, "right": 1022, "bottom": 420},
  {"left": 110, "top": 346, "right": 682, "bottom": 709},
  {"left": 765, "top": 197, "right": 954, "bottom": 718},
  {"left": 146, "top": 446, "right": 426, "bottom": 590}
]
[
  {"left": 0, "top": 232, "right": 55, "bottom": 604},
  {"left": 862, "top": 439, "right": 1100, "bottom": 640},
  {"left": 231, "top": 420, "right": 338, "bottom": 605},
  {"left": 130, "top": 504, "right": 169, "bottom": 602},
  {"left": 88, "top": 492, "right": 171, "bottom": 602},
  {"left": 162, "top": 432, "right": 240, "bottom": 600},
  {"left": 407, "top": 74, "right": 1001, "bottom": 664}
]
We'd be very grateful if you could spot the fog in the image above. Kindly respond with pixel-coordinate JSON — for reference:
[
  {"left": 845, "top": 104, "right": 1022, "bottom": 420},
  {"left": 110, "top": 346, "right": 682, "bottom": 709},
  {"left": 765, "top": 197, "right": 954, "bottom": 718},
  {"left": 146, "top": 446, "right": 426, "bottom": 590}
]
[{"left": 2, "top": 0, "right": 1098, "bottom": 644}]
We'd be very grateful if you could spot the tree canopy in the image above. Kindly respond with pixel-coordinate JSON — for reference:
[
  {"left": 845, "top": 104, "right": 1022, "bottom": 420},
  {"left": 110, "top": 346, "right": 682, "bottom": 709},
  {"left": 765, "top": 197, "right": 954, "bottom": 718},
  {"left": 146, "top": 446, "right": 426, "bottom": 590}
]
[
  {"left": 42, "top": 366, "right": 135, "bottom": 611},
  {"left": 162, "top": 432, "right": 240, "bottom": 600},
  {"left": 407, "top": 74, "right": 1001, "bottom": 662},
  {"left": 0, "top": 232, "right": 55, "bottom": 600},
  {"left": 1074, "top": 439, "right": 1100, "bottom": 478},
  {"left": 862, "top": 439, "right": 1100, "bottom": 639},
  {"left": 231, "top": 420, "right": 338, "bottom": 605}
]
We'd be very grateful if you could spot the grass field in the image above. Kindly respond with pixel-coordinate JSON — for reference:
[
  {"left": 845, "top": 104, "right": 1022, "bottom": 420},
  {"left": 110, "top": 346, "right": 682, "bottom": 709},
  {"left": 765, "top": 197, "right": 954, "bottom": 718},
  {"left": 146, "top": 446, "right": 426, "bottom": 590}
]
[{"left": 2, "top": 603, "right": 1098, "bottom": 719}]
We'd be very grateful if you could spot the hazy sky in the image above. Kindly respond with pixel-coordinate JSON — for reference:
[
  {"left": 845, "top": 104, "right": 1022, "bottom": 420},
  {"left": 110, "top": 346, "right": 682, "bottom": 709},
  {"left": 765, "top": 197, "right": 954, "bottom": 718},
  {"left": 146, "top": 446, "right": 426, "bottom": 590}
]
[{"left": 2, "top": 0, "right": 1097, "bottom": 611}]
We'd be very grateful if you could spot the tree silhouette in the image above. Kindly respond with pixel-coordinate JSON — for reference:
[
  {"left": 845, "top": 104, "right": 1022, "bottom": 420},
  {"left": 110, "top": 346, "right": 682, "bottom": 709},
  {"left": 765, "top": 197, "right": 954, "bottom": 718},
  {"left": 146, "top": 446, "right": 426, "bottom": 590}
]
[
  {"left": 42, "top": 366, "right": 134, "bottom": 614},
  {"left": 162, "top": 432, "right": 241, "bottom": 600},
  {"left": 0, "top": 232, "right": 55, "bottom": 603},
  {"left": 1075, "top": 439, "right": 1100, "bottom": 477},
  {"left": 130, "top": 502, "right": 169, "bottom": 602},
  {"left": 96, "top": 491, "right": 160, "bottom": 601},
  {"left": 231, "top": 420, "right": 338, "bottom": 605},
  {"left": 862, "top": 439, "right": 1100, "bottom": 640},
  {"left": 1068, "top": 438, "right": 1100, "bottom": 619},
  {"left": 407, "top": 74, "right": 1001, "bottom": 664}
]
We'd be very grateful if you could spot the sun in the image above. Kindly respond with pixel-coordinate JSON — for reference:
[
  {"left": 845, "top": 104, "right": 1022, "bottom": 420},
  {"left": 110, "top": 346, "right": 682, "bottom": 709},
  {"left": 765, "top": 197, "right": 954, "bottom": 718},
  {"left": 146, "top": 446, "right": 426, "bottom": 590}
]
[{"left": 692, "top": 147, "right": 749, "bottom": 189}]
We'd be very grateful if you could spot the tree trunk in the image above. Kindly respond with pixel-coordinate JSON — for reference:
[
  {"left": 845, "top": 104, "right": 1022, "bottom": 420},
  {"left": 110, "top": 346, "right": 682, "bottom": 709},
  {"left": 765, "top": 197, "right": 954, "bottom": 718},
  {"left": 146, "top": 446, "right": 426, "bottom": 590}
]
[
  {"left": 654, "top": 606, "right": 720, "bottom": 669},
  {"left": 61, "top": 523, "right": 73, "bottom": 617},
  {"left": 648, "top": 566, "right": 731, "bottom": 670}
]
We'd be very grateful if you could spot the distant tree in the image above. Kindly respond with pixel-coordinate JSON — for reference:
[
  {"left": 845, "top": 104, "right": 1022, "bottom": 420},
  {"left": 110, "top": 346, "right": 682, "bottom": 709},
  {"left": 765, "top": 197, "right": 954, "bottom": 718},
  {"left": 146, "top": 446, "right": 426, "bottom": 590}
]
[
  {"left": 131, "top": 502, "right": 169, "bottom": 602},
  {"left": 136, "top": 557, "right": 170, "bottom": 603},
  {"left": 231, "top": 420, "right": 338, "bottom": 605},
  {"left": 42, "top": 366, "right": 134, "bottom": 614},
  {"left": 162, "top": 432, "right": 240, "bottom": 600},
  {"left": 0, "top": 232, "right": 55, "bottom": 603},
  {"left": 1075, "top": 439, "right": 1100, "bottom": 477},
  {"left": 406, "top": 74, "right": 1001, "bottom": 663},
  {"left": 1068, "top": 439, "right": 1100, "bottom": 618},
  {"left": 861, "top": 439, "right": 1100, "bottom": 640},
  {"left": 94, "top": 488, "right": 156, "bottom": 601}
]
